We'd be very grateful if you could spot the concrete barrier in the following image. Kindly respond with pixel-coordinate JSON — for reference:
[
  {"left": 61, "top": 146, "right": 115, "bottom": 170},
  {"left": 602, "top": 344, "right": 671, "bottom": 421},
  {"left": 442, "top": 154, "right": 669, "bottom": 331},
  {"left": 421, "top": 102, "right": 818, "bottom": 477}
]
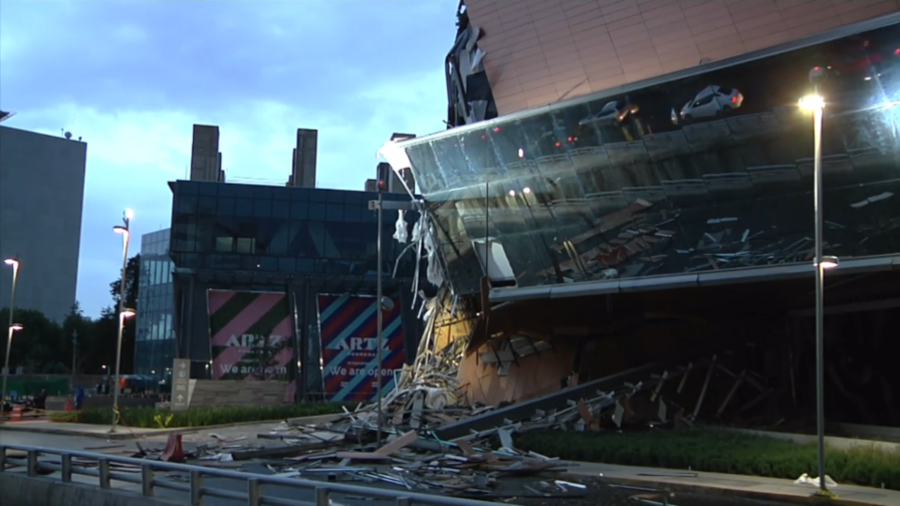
[{"left": 0, "top": 473, "right": 182, "bottom": 506}]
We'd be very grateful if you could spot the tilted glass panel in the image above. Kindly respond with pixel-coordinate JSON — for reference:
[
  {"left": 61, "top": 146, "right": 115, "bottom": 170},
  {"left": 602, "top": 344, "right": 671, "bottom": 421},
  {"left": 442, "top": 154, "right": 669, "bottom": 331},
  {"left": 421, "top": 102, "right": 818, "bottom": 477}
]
[{"left": 404, "top": 21, "right": 900, "bottom": 295}]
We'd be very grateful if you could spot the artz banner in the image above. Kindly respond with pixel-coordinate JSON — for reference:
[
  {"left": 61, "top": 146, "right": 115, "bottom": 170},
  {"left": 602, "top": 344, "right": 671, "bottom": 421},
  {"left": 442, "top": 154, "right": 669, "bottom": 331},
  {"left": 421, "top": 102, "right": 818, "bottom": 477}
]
[
  {"left": 208, "top": 290, "right": 296, "bottom": 401},
  {"left": 317, "top": 294, "right": 405, "bottom": 403}
]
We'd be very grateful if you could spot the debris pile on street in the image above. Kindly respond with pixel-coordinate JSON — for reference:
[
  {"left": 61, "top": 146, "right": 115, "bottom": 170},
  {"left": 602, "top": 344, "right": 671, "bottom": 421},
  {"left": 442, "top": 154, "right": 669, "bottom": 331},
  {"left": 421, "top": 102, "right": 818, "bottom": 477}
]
[
  {"left": 0, "top": 293, "right": 783, "bottom": 501},
  {"left": 78, "top": 347, "right": 766, "bottom": 498}
]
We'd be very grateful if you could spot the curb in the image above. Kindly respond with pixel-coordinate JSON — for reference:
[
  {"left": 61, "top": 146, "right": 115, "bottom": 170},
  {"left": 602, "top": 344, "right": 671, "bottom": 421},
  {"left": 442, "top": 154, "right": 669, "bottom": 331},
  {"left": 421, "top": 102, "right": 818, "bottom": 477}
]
[
  {"left": 0, "top": 423, "right": 152, "bottom": 440},
  {"left": 556, "top": 472, "right": 883, "bottom": 506},
  {"left": 0, "top": 413, "right": 345, "bottom": 441}
]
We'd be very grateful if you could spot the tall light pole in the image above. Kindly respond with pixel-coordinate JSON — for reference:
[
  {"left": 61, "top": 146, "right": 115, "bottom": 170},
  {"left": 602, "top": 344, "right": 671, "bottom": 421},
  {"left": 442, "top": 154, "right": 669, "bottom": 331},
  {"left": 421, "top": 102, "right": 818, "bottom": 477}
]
[
  {"left": 800, "top": 67, "right": 839, "bottom": 497},
  {"left": 375, "top": 188, "right": 385, "bottom": 446},
  {"left": 110, "top": 208, "right": 134, "bottom": 433},
  {"left": 369, "top": 176, "right": 416, "bottom": 445},
  {"left": 1, "top": 258, "right": 20, "bottom": 421},
  {"left": 1, "top": 323, "right": 23, "bottom": 420}
]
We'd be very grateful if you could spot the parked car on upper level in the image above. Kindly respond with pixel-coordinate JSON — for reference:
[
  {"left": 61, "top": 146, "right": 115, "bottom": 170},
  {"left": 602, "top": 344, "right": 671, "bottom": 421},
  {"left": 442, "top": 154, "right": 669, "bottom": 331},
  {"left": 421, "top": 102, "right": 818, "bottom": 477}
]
[{"left": 678, "top": 85, "right": 744, "bottom": 122}]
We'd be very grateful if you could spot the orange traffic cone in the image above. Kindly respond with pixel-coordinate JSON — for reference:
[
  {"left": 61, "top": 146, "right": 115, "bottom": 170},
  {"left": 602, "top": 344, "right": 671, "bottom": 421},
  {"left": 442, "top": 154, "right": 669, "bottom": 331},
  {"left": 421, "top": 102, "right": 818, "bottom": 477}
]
[
  {"left": 161, "top": 434, "right": 185, "bottom": 463},
  {"left": 64, "top": 400, "right": 74, "bottom": 412}
]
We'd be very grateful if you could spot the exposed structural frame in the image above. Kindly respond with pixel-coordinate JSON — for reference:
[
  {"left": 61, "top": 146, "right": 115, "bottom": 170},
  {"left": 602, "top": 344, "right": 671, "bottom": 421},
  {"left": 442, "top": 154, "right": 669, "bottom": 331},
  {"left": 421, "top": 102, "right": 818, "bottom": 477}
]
[
  {"left": 0, "top": 445, "right": 501, "bottom": 506},
  {"left": 488, "top": 254, "right": 900, "bottom": 303}
]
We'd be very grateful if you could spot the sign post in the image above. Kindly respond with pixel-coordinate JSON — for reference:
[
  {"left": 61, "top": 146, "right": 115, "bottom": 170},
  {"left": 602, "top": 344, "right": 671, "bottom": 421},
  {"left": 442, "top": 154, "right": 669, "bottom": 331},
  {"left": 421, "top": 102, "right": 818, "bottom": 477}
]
[{"left": 171, "top": 359, "right": 191, "bottom": 412}]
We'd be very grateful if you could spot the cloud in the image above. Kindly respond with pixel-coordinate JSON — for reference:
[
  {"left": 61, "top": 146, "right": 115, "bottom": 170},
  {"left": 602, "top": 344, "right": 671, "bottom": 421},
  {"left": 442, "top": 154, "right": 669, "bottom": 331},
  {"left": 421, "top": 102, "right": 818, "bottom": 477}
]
[{"left": 0, "top": 0, "right": 458, "bottom": 316}]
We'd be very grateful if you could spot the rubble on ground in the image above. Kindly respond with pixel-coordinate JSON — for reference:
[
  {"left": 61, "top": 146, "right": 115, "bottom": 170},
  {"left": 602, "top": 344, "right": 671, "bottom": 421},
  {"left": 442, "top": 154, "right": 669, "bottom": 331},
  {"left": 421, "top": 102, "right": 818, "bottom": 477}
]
[
  {"left": 84, "top": 344, "right": 770, "bottom": 500},
  {"left": 5, "top": 290, "right": 783, "bottom": 501}
]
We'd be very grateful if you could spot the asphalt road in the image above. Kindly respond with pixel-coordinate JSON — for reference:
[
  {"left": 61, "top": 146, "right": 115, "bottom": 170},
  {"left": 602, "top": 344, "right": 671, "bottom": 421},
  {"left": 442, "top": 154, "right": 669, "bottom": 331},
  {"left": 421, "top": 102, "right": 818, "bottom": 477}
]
[{"left": 0, "top": 427, "right": 800, "bottom": 506}]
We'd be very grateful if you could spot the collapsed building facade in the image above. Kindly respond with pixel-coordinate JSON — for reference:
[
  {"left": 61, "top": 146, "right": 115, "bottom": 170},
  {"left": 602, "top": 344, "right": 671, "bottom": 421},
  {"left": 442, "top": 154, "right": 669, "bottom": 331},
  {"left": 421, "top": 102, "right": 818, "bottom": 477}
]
[{"left": 382, "top": 4, "right": 900, "bottom": 431}]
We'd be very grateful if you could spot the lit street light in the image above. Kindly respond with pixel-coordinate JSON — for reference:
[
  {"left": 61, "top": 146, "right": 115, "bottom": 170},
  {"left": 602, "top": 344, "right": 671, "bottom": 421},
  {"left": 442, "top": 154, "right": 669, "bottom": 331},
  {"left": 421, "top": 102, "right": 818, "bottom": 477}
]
[
  {"left": 1, "top": 258, "right": 20, "bottom": 422},
  {"left": 110, "top": 208, "right": 134, "bottom": 433},
  {"left": 799, "top": 66, "right": 838, "bottom": 498},
  {"left": 110, "top": 308, "right": 135, "bottom": 431},
  {"left": 1, "top": 323, "right": 24, "bottom": 420}
]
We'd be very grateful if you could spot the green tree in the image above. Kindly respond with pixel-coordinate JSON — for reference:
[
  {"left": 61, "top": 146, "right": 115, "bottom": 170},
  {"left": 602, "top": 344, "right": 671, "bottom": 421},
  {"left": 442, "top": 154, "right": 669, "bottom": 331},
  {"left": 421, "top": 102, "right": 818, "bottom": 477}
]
[
  {"left": 62, "top": 302, "right": 103, "bottom": 374},
  {"left": 109, "top": 254, "right": 141, "bottom": 311},
  {"left": 89, "top": 307, "right": 121, "bottom": 374},
  {"left": 0, "top": 307, "right": 62, "bottom": 374}
]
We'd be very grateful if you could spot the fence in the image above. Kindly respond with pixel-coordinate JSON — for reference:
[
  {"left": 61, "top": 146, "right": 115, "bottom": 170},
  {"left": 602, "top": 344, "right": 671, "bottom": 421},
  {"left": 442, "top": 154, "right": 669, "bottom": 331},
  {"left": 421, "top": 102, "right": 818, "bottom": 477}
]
[{"left": 0, "top": 444, "right": 499, "bottom": 506}]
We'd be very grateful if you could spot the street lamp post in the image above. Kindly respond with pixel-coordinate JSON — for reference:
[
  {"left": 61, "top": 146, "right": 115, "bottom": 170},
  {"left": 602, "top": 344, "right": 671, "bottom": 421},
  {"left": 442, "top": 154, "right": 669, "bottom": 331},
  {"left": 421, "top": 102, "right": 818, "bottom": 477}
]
[
  {"left": 1, "top": 323, "right": 23, "bottom": 419},
  {"left": 110, "top": 208, "right": 134, "bottom": 433},
  {"left": 800, "top": 66, "right": 839, "bottom": 497},
  {"left": 1, "top": 258, "right": 20, "bottom": 421},
  {"left": 369, "top": 188, "right": 417, "bottom": 446},
  {"left": 375, "top": 190, "right": 385, "bottom": 446}
]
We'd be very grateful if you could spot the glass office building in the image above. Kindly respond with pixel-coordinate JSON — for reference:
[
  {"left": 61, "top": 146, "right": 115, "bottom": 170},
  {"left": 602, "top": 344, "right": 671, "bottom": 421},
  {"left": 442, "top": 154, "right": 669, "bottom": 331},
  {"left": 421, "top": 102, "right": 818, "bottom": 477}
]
[
  {"left": 404, "top": 17, "right": 900, "bottom": 299},
  {"left": 134, "top": 229, "right": 176, "bottom": 376},
  {"left": 167, "top": 180, "right": 424, "bottom": 398}
]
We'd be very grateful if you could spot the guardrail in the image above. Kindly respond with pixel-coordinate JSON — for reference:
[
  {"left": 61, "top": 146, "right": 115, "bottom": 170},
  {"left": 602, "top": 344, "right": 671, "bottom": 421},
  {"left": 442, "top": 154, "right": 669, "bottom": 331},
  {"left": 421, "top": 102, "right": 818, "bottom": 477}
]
[{"left": 0, "top": 444, "right": 499, "bottom": 506}]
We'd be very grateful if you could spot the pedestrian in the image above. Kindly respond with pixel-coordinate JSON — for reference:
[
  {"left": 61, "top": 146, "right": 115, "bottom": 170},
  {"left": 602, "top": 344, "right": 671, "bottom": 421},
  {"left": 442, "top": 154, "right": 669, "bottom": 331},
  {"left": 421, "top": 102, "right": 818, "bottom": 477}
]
[
  {"left": 74, "top": 384, "right": 85, "bottom": 410},
  {"left": 34, "top": 388, "right": 47, "bottom": 411}
]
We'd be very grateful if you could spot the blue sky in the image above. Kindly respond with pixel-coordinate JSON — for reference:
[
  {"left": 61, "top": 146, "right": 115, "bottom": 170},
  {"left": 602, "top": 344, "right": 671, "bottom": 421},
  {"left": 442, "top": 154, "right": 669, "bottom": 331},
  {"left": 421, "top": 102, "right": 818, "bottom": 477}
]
[{"left": 0, "top": 0, "right": 456, "bottom": 317}]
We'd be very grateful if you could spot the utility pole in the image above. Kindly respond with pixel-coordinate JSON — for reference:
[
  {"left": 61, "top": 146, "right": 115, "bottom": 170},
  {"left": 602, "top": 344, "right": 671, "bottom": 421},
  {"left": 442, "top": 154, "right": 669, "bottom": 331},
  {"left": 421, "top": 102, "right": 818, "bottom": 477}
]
[{"left": 369, "top": 173, "right": 415, "bottom": 445}]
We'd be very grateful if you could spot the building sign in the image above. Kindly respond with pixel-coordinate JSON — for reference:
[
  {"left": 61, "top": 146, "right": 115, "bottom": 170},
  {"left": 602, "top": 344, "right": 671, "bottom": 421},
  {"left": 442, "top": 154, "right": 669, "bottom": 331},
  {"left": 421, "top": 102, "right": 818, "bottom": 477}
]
[
  {"left": 317, "top": 294, "right": 406, "bottom": 402},
  {"left": 208, "top": 290, "right": 296, "bottom": 401},
  {"left": 171, "top": 358, "right": 191, "bottom": 412}
]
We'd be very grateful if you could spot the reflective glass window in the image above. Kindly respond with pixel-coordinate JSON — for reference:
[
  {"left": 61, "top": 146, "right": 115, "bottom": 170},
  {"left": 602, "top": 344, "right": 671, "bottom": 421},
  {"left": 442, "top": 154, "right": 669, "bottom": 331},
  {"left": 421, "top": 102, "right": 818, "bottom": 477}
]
[
  {"left": 309, "top": 203, "right": 326, "bottom": 220},
  {"left": 235, "top": 198, "right": 253, "bottom": 216},
  {"left": 291, "top": 201, "right": 308, "bottom": 220},
  {"left": 272, "top": 200, "right": 289, "bottom": 218},
  {"left": 217, "top": 197, "right": 235, "bottom": 216},
  {"left": 254, "top": 199, "right": 273, "bottom": 218}
]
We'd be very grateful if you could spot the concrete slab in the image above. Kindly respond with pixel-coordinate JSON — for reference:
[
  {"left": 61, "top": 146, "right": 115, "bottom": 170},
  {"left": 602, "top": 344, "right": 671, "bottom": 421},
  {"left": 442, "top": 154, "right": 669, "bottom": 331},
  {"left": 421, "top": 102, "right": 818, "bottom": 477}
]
[{"left": 563, "top": 461, "right": 900, "bottom": 506}]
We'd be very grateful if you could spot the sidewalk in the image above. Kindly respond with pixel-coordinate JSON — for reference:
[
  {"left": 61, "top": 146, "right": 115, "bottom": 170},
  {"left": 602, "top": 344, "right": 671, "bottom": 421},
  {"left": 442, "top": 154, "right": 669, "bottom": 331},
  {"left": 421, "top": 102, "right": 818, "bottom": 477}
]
[
  {"left": 0, "top": 413, "right": 344, "bottom": 441},
  {"left": 0, "top": 421, "right": 166, "bottom": 440},
  {"left": 565, "top": 461, "right": 900, "bottom": 506}
]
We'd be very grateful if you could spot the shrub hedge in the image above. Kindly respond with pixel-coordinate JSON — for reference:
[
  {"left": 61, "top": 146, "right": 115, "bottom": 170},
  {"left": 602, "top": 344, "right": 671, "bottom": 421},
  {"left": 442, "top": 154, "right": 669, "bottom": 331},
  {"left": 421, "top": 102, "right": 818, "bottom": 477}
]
[
  {"left": 515, "top": 429, "right": 900, "bottom": 491},
  {"left": 52, "top": 403, "right": 344, "bottom": 429}
]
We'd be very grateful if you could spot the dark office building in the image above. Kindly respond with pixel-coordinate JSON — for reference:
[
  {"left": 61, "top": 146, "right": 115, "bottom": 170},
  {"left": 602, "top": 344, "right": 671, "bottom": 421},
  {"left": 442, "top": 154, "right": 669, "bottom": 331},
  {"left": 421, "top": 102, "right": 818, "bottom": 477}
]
[
  {"left": 0, "top": 124, "right": 87, "bottom": 322},
  {"left": 167, "top": 180, "right": 424, "bottom": 401},
  {"left": 134, "top": 229, "right": 176, "bottom": 377}
]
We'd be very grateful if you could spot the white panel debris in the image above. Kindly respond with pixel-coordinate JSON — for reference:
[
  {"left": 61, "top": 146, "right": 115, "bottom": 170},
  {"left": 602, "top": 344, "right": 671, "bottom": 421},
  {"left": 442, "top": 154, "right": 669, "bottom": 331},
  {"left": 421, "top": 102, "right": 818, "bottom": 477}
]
[
  {"left": 794, "top": 473, "right": 838, "bottom": 488},
  {"left": 393, "top": 209, "right": 408, "bottom": 244},
  {"left": 377, "top": 140, "right": 412, "bottom": 173},
  {"left": 423, "top": 218, "right": 444, "bottom": 288},
  {"left": 850, "top": 191, "right": 893, "bottom": 208}
]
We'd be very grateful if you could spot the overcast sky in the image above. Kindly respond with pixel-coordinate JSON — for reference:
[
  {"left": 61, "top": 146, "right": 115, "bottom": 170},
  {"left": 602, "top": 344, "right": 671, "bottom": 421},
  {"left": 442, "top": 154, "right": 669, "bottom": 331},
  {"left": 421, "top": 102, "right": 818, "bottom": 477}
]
[{"left": 0, "top": 0, "right": 456, "bottom": 317}]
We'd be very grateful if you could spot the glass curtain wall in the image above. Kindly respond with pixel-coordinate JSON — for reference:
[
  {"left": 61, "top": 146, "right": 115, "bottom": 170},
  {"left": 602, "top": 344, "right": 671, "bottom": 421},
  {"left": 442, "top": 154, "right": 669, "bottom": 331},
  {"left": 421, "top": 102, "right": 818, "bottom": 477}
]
[
  {"left": 135, "top": 229, "right": 176, "bottom": 378},
  {"left": 170, "top": 182, "right": 417, "bottom": 278},
  {"left": 406, "top": 21, "right": 900, "bottom": 295}
]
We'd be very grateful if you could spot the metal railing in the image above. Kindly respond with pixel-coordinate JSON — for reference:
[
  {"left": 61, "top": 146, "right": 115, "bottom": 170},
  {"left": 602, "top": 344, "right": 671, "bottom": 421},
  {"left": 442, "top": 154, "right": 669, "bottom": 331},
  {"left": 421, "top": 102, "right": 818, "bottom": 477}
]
[{"left": 0, "top": 444, "right": 500, "bottom": 506}]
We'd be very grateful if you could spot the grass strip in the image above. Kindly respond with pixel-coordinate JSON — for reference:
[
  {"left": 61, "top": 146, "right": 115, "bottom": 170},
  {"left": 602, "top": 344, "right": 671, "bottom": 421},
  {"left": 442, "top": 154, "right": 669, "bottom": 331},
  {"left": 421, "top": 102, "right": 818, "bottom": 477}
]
[
  {"left": 516, "top": 429, "right": 900, "bottom": 491},
  {"left": 51, "top": 403, "right": 344, "bottom": 428}
]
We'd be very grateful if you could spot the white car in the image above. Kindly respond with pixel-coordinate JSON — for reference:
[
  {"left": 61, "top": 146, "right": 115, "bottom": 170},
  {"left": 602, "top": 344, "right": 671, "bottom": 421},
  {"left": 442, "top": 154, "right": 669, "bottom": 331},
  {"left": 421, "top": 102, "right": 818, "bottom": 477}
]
[
  {"left": 580, "top": 100, "right": 639, "bottom": 126},
  {"left": 679, "top": 85, "right": 743, "bottom": 121}
]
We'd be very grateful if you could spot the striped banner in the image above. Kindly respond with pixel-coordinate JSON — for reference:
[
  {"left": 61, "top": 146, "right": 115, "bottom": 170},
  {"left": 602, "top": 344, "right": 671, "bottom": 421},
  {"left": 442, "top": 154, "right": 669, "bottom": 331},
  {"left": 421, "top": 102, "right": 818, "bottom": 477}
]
[
  {"left": 208, "top": 290, "right": 297, "bottom": 402},
  {"left": 317, "top": 294, "right": 406, "bottom": 403}
]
